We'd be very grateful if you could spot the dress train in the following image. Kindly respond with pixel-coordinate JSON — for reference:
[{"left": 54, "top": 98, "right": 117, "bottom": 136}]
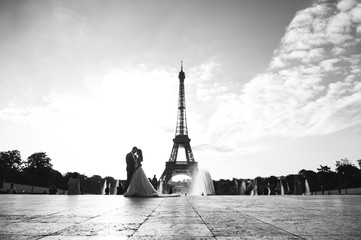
[{"left": 124, "top": 166, "right": 179, "bottom": 198}]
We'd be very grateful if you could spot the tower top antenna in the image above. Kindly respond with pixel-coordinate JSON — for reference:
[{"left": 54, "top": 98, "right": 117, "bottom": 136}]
[{"left": 179, "top": 61, "right": 185, "bottom": 79}]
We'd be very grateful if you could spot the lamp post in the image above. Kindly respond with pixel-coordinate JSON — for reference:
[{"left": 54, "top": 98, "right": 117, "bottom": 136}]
[
  {"left": 31, "top": 165, "right": 36, "bottom": 194},
  {"left": 342, "top": 172, "right": 347, "bottom": 195}
]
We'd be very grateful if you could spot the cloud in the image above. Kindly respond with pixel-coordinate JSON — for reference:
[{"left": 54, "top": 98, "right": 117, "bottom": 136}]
[
  {"left": 196, "top": 0, "right": 361, "bottom": 153},
  {"left": 270, "top": 0, "right": 361, "bottom": 68},
  {"left": 319, "top": 58, "right": 341, "bottom": 72},
  {"left": 338, "top": 0, "right": 358, "bottom": 12},
  {"left": 188, "top": 59, "right": 224, "bottom": 102}
]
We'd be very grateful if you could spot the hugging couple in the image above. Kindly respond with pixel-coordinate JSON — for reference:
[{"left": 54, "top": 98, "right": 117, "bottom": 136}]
[{"left": 124, "top": 146, "right": 179, "bottom": 198}]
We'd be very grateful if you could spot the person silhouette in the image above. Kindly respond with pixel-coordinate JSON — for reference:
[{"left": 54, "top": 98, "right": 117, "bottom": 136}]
[
  {"left": 125, "top": 147, "right": 137, "bottom": 190},
  {"left": 67, "top": 172, "right": 81, "bottom": 195},
  {"left": 6, "top": 182, "right": 17, "bottom": 194},
  {"left": 105, "top": 184, "right": 110, "bottom": 195},
  {"left": 49, "top": 184, "right": 58, "bottom": 194}
]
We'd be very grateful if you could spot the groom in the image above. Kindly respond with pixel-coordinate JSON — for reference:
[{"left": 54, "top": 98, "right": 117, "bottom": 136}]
[{"left": 125, "top": 146, "right": 138, "bottom": 190}]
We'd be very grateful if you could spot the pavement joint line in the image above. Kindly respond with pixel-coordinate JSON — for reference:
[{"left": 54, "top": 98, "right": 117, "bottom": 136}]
[
  {"left": 220, "top": 203, "right": 307, "bottom": 240},
  {"left": 186, "top": 197, "right": 217, "bottom": 239},
  {"left": 127, "top": 198, "right": 166, "bottom": 238},
  {"left": 25, "top": 209, "right": 75, "bottom": 221},
  {"left": 35, "top": 206, "right": 118, "bottom": 239}
]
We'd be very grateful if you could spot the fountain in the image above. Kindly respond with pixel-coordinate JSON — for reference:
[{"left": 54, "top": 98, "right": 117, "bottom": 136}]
[
  {"left": 286, "top": 182, "right": 290, "bottom": 195},
  {"left": 235, "top": 179, "right": 239, "bottom": 195},
  {"left": 159, "top": 179, "right": 164, "bottom": 194},
  {"left": 190, "top": 169, "right": 215, "bottom": 195},
  {"left": 280, "top": 180, "right": 284, "bottom": 195},
  {"left": 240, "top": 181, "right": 246, "bottom": 195},
  {"left": 254, "top": 179, "right": 258, "bottom": 195},
  {"left": 100, "top": 179, "right": 107, "bottom": 195},
  {"left": 305, "top": 179, "right": 311, "bottom": 195},
  {"left": 112, "top": 180, "right": 119, "bottom": 195}
]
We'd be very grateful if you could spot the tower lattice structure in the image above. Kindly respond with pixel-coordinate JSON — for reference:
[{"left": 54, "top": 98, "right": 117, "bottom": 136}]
[{"left": 160, "top": 62, "right": 198, "bottom": 192}]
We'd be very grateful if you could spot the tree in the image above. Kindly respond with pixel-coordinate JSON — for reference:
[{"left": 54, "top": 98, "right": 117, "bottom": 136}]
[
  {"left": 215, "top": 179, "right": 232, "bottom": 195},
  {"left": 335, "top": 158, "right": 361, "bottom": 189},
  {"left": 267, "top": 176, "right": 278, "bottom": 195},
  {"left": 80, "top": 175, "right": 103, "bottom": 194},
  {"left": 0, "top": 150, "right": 23, "bottom": 182},
  {"left": 317, "top": 165, "right": 331, "bottom": 173},
  {"left": 316, "top": 165, "right": 336, "bottom": 193},
  {"left": 25, "top": 152, "right": 53, "bottom": 189},
  {"left": 285, "top": 174, "right": 296, "bottom": 194},
  {"left": 255, "top": 177, "right": 265, "bottom": 195},
  {"left": 27, "top": 152, "right": 52, "bottom": 169},
  {"left": 48, "top": 169, "right": 65, "bottom": 191}
]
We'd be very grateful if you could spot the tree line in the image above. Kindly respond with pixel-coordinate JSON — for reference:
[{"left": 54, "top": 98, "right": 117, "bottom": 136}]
[
  {"left": 0, "top": 150, "right": 118, "bottom": 194},
  {"left": 1, "top": 149, "right": 360, "bottom": 195},
  {"left": 213, "top": 158, "right": 361, "bottom": 195}
]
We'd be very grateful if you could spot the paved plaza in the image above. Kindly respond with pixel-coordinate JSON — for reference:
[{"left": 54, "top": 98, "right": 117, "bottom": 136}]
[{"left": 0, "top": 195, "right": 360, "bottom": 239}]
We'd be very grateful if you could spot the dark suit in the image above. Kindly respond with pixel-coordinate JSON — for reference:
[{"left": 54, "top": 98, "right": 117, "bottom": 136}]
[{"left": 125, "top": 152, "right": 135, "bottom": 190}]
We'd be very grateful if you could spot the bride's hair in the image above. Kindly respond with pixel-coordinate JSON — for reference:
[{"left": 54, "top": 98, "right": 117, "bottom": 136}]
[{"left": 137, "top": 149, "right": 143, "bottom": 161}]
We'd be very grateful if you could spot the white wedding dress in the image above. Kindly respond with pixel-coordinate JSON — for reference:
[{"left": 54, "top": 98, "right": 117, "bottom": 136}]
[{"left": 124, "top": 164, "right": 160, "bottom": 197}]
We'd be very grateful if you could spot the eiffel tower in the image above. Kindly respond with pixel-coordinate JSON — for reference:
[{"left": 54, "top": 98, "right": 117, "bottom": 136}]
[{"left": 160, "top": 62, "right": 198, "bottom": 193}]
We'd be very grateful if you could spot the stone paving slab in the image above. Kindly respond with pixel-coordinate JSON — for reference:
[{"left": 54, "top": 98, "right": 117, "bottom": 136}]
[{"left": 0, "top": 195, "right": 360, "bottom": 239}]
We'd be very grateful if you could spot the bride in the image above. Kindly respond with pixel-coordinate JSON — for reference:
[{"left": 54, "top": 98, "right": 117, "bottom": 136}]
[{"left": 124, "top": 149, "right": 174, "bottom": 197}]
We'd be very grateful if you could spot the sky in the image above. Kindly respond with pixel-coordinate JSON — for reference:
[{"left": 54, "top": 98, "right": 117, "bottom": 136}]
[{"left": 1, "top": 0, "right": 361, "bottom": 181}]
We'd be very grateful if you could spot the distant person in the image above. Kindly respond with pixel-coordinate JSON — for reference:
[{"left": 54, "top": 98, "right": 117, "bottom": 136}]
[
  {"left": 151, "top": 175, "right": 158, "bottom": 190},
  {"left": 67, "top": 172, "right": 81, "bottom": 195},
  {"left": 6, "top": 182, "right": 17, "bottom": 194},
  {"left": 49, "top": 184, "right": 58, "bottom": 194},
  {"left": 105, "top": 184, "right": 110, "bottom": 195},
  {"left": 117, "top": 182, "right": 124, "bottom": 195}
]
